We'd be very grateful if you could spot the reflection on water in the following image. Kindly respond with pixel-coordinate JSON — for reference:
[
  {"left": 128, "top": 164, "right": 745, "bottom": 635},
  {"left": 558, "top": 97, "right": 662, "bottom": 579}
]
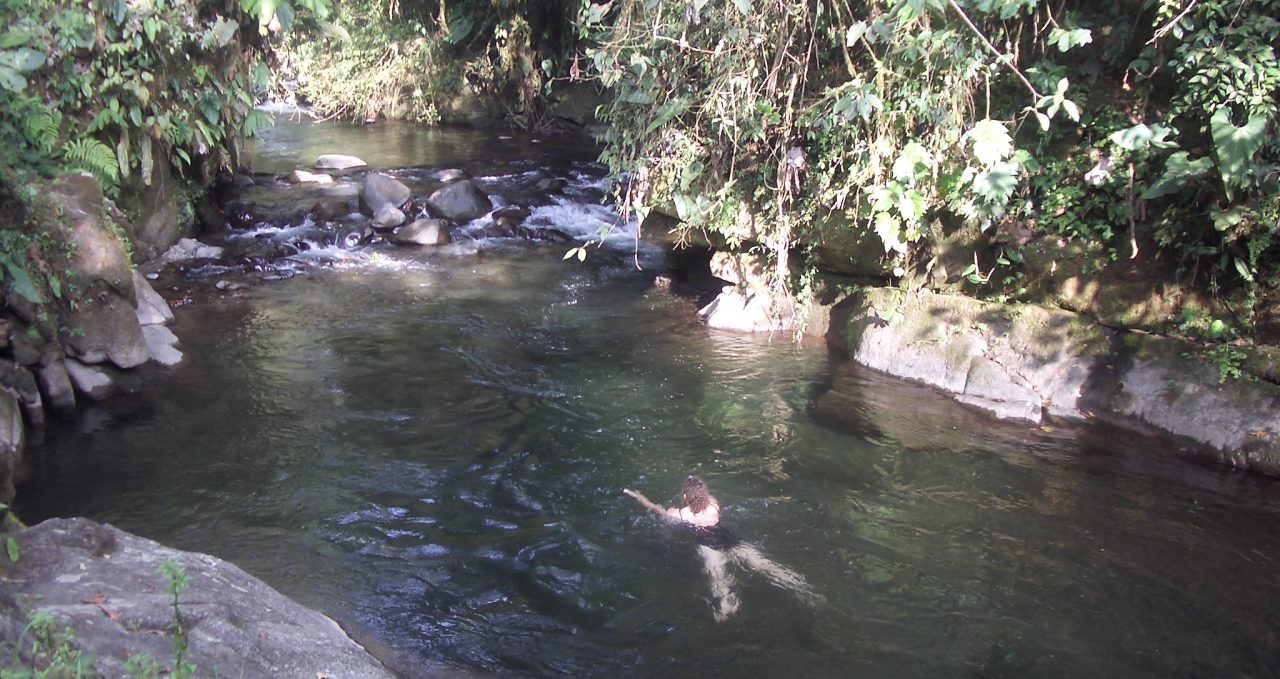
[{"left": 20, "top": 248, "right": 1280, "bottom": 677}]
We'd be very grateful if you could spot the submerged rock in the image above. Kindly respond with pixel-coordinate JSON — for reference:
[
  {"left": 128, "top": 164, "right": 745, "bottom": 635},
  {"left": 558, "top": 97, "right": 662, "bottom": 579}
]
[
  {"left": 287, "top": 169, "right": 334, "bottom": 185},
  {"left": 429, "top": 168, "right": 470, "bottom": 183},
  {"left": 160, "top": 238, "right": 224, "bottom": 263},
  {"left": 390, "top": 219, "right": 451, "bottom": 246},
  {"left": 0, "top": 518, "right": 397, "bottom": 678},
  {"left": 372, "top": 204, "right": 407, "bottom": 230},
  {"left": 314, "top": 154, "right": 368, "bottom": 171}
]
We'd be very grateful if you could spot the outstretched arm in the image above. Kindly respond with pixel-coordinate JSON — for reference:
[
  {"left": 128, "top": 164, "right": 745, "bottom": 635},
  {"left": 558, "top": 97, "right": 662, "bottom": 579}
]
[{"left": 623, "top": 488, "right": 673, "bottom": 518}]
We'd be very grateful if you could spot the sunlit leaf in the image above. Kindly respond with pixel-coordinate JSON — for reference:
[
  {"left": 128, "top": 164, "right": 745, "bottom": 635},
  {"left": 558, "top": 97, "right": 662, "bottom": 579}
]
[
  {"left": 891, "top": 142, "right": 933, "bottom": 183},
  {"left": 1233, "top": 257, "right": 1254, "bottom": 282},
  {"left": 966, "top": 119, "right": 1012, "bottom": 167},
  {"left": 845, "top": 21, "right": 867, "bottom": 47},
  {"left": 971, "top": 162, "right": 1019, "bottom": 204},
  {"left": 1210, "top": 107, "right": 1266, "bottom": 200},
  {"left": 1109, "top": 123, "right": 1177, "bottom": 151}
]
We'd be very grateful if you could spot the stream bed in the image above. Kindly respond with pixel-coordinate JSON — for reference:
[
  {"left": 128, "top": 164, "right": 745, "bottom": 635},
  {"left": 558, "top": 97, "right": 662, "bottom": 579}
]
[{"left": 17, "top": 117, "right": 1280, "bottom": 678}]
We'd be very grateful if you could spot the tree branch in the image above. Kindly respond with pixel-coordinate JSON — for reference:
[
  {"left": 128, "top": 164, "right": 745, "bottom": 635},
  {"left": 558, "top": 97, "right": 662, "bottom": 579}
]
[{"left": 946, "top": 0, "right": 1040, "bottom": 102}]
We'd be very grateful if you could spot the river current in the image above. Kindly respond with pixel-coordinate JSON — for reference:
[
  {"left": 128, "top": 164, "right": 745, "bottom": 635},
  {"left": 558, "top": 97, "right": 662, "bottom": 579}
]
[{"left": 17, "top": 117, "right": 1280, "bottom": 677}]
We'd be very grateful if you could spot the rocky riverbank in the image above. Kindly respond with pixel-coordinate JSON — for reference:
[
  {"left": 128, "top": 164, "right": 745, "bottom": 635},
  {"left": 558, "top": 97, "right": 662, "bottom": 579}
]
[{"left": 689, "top": 249, "right": 1280, "bottom": 476}]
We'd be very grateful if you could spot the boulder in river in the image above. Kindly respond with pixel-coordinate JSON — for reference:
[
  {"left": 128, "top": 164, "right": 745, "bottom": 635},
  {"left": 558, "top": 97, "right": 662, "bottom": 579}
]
[
  {"left": 0, "top": 518, "right": 397, "bottom": 678},
  {"left": 160, "top": 238, "right": 224, "bottom": 264},
  {"left": 426, "top": 180, "right": 493, "bottom": 224},
  {"left": 362, "top": 173, "right": 412, "bottom": 214},
  {"left": 287, "top": 169, "right": 334, "bottom": 185},
  {"left": 314, "top": 154, "right": 368, "bottom": 171},
  {"left": 63, "top": 358, "right": 116, "bottom": 401},
  {"left": 429, "top": 168, "right": 470, "bottom": 183},
  {"left": 141, "top": 324, "right": 182, "bottom": 367},
  {"left": 390, "top": 219, "right": 452, "bottom": 246},
  {"left": 34, "top": 359, "right": 76, "bottom": 414},
  {"left": 133, "top": 271, "right": 174, "bottom": 326},
  {"left": 372, "top": 204, "right": 407, "bottom": 231}
]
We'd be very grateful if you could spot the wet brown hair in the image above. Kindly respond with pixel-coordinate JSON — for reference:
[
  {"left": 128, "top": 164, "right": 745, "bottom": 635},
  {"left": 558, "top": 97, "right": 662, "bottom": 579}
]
[{"left": 681, "top": 475, "right": 711, "bottom": 514}]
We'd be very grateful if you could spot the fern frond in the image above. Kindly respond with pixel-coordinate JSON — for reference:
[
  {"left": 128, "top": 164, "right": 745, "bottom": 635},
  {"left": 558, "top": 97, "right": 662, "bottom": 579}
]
[
  {"left": 61, "top": 137, "right": 120, "bottom": 188},
  {"left": 22, "top": 106, "right": 59, "bottom": 152}
]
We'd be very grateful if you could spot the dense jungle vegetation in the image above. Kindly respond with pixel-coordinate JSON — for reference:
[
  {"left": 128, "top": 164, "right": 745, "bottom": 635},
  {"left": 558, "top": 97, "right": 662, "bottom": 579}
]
[{"left": 1, "top": 0, "right": 1277, "bottom": 346}]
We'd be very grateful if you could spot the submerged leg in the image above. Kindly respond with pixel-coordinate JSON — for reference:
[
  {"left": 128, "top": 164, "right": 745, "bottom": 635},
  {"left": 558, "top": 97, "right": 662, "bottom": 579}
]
[
  {"left": 727, "top": 542, "right": 824, "bottom": 606},
  {"left": 697, "top": 544, "right": 741, "bottom": 622}
]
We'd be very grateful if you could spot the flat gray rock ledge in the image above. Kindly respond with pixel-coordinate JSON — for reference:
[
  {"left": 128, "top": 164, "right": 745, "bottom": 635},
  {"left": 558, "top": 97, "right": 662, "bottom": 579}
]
[
  {"left": 825, "top": 287, "right": 1280, "bottom": 475},
  {"left": 0, "top": 517, "right": 396, "bottom": 678}
]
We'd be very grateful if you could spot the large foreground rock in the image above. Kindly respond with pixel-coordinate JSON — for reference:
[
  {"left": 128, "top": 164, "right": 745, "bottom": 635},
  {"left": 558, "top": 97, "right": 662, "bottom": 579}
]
[{"left": 0, "top": 518, "right": 396, "bottom": 678}]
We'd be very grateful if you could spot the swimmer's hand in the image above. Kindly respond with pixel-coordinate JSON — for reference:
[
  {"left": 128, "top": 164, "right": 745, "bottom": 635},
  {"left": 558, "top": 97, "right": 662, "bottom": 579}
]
[{"left": 623, "top": 488, "right": 664, "bottom": 515}]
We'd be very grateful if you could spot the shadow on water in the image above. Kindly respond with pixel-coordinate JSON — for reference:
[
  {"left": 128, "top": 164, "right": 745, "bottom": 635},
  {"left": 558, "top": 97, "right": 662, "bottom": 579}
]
[{"left": 16, "top": 121, "right": 1280, "bottom": 677}]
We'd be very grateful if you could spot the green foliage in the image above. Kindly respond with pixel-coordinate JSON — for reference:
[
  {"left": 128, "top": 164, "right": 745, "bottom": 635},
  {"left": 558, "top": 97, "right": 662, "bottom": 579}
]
[
  {"left": 60, "top": 139, "right": 118, "bottom": 189},
  {"left": 159, "top": 560, "right": 196, "bottom": 679},
  {"left": 0, "top": 611, "right": 94, "bottom": 678},
  {"left": 579, "top": 0, "right": 1280, "bottom": 337},
  {"left": 280, "top": 0, "right": 579, "bottom": 127},
  {"left": 0, "top": 0, "right": 330, "bottom": 195}
]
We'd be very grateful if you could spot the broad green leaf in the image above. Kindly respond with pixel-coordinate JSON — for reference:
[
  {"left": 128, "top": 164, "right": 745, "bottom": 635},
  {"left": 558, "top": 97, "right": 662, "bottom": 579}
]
[
  {"left": 0, "top": 252, "right": 41, "bottom": 304},
  {"left": 1141, "top": 152, "right": 1212, "bottom": 200},
  {"left": 0, "top": 29, "right": 31, "bottom": 49},
  {"left": 873, "top": 211, "right": 904, "bottom": 253},
  {"left": 891, "top": 142, "right": 933, "bottom": 183},
  {"left": 972, "top": 162, "right": 1019, "bottom": 204},
  {"left": 1233, "top": 257, "right": 1254, "bottom": 282},
  {"left": 898, "top": 188, "right": 925, "bottom": 222},
  {"left": 1109, "top": 123, "right": 1177, "bottom": 151},
  {"left": 274, "top": 1, "right": 295, "bottom": 33},
  {"left": 1210, "top": 107, "right": 1266, "bottom": 199},
  {"left": 5, "top": 536, "right": 16, "bottom": 563},
  {"left": 967, "top": 119, "right": 1012, "bottom": 167},
  {"left": 1061, "top": 99, "right": 1080, "bottom": 122},
  {"left": 0, "top": 66, "right": 25, "bottom": 93},
  {"left": 645, "top": 97, "right": 686, "bottom": 134},
  {"left": 212, "top": 16, "right": 239, "bottom": 46},
  {"left": 845, "top": 21, "right": 867, "bottom": 47},
  {"left": 731, "top": 0, "right": 751, "bottom": 14},
  {"left": 4, "top": 47, "right": 44, "bottom": 72},
  {"left": 1048, "top": 27, "right": 1092, "bottom": 52},
  {"left": 1210, "top": 205, "right": 1247, "bottom": 232}
]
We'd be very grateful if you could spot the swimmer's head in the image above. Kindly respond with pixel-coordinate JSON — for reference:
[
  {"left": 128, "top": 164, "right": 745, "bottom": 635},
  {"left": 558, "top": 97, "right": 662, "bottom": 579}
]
[{"left": 682, "top": 475, "right": 710, "bottom": 513}]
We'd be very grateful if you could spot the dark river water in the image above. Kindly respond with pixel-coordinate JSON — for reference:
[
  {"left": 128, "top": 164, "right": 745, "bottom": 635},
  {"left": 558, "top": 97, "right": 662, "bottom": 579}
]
[{"left": 17, "top": 118, "right": 1280, "bottom": 678}]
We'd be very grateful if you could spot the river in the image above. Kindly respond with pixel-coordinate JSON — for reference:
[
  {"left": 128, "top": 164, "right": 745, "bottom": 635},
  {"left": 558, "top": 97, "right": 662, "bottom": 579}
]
[{"left": 17, "top": 117, "right": 1280, "bottom": 677}]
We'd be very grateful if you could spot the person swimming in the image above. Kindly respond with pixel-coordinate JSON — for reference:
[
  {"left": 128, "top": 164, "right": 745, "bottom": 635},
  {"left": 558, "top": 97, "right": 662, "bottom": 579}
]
[{"left": 623, "top": 475, "right": 821, "bottom": 622}]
